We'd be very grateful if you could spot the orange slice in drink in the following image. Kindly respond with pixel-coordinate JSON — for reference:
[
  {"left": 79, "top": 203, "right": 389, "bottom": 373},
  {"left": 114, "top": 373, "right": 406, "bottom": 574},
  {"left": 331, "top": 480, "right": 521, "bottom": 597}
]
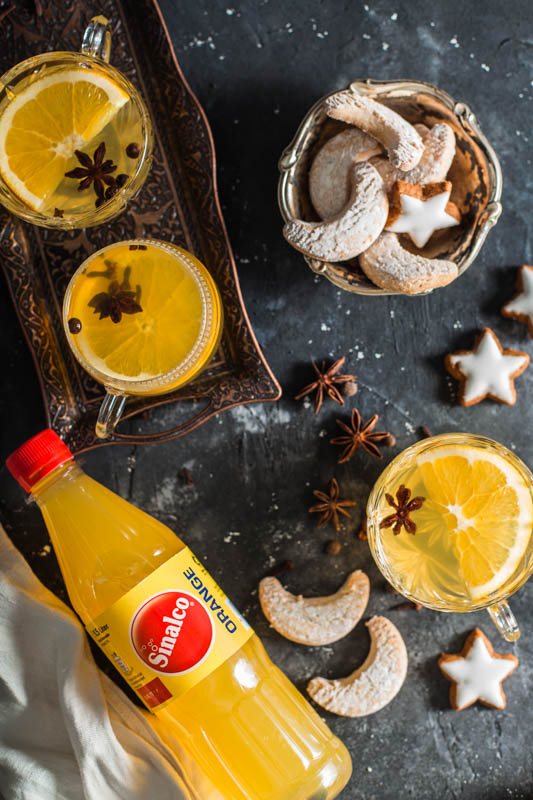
[
  {"left": 0, "top": 67, "right": 128, "bottom": 211},
  {"left": 72, "top": 248, "right": 207, "bottom": 382},
  {"left": 417, "top": 447, "right": 533, "bottom": 599}
]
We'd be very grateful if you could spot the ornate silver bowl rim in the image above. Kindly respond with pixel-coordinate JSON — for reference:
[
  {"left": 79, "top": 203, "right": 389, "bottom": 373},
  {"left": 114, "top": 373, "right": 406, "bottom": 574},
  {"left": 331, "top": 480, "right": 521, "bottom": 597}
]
[{"left": 278, "top": 78, "right": 503, "bottom": 296}]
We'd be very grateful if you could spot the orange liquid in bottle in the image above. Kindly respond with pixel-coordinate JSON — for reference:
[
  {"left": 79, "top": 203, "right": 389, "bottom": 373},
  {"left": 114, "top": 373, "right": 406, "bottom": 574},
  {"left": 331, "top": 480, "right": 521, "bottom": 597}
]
[{"left": 8, "top": 433, "right": 351, "bottom": 800}]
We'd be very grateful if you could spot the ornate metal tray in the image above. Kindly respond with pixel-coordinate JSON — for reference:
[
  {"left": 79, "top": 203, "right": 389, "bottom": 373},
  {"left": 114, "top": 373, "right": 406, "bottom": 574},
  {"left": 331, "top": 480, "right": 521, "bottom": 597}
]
[{"left": 0, "top": 0, "right": 280, "bottom": 453}]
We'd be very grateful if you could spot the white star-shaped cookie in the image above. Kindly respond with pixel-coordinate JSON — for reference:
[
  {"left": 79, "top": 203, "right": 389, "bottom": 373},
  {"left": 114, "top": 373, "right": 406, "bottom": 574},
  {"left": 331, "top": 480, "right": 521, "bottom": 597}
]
[
  {"left": 445, "top": 327, "right": 529, "bottom": 406},
  {"left": 502, "top": 265, "right": 533, "bottom": 338},
  {"left": 386, "top": 180, "right": 460, "bottom": 248},
  {"left": 438, "top": 628, "right": 518, "bottom": 710}
]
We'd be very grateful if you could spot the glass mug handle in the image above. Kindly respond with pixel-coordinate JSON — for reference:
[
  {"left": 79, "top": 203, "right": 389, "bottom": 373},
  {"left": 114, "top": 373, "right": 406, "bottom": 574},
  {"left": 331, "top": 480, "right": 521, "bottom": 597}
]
[
  {"left": 487, "top": 600, "right": 520, "bottom": 642},
  {"left": 81, "top": 15, "right": 112, "bottom": 62},
  {"left": 96, "top": 392, "right": 127, "bottom": 439}
]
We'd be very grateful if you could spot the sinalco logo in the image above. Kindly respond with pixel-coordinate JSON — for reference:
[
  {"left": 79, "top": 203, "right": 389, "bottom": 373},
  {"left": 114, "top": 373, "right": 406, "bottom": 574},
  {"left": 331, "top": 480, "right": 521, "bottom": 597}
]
[{"left": 130, "top": 590, "right": 215, "bottom": 675}]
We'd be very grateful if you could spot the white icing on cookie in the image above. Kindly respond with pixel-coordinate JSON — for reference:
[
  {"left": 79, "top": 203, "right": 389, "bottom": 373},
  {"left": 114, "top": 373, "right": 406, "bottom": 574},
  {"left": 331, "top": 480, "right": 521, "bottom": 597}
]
[
  {"left": 439, "top": 633, "right": 516, "bottom": 710},
  {"left": 502, "top": 265, "right": 533, "bottom": 331},
  {"left": 386, "top": 185, "right": 459, "bottom": 248},
  {"left": 447, "top": 329, "right": 529, "bottom": 405}
]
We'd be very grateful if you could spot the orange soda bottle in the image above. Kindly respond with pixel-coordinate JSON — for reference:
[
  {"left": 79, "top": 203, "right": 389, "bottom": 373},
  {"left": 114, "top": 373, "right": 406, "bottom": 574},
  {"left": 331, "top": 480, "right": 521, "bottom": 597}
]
[{"left": 6, "top": 430, "right": 352, "bottom": 800}]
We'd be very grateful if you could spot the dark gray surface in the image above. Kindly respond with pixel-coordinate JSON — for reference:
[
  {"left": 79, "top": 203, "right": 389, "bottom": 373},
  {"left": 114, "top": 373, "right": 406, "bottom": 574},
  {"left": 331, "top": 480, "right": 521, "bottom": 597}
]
[{"left": 1, "top": 1, "right": 533, "bottom": 798}]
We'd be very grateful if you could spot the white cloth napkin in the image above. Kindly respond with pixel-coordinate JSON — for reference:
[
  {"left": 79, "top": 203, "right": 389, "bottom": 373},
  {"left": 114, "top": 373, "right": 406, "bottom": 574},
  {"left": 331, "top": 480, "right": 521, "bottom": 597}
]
[{"left": 0, "top": 524, "right": 222, "bottom": 800}]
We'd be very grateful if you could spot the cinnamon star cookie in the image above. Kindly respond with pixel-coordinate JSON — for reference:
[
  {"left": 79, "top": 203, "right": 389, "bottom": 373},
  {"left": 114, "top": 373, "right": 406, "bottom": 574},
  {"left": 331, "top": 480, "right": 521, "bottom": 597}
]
[
  {"left": 501, "top": 265, "right": 533, "bottom": 338},
  {"left": 445, "top": 328, "right": 529, "bottom": 406},
  {"left": 386, "top": 180, "right": 460, "bottom": 248},
  {"left": 438, "top": 628, "right": 518, "bottom": 711}
]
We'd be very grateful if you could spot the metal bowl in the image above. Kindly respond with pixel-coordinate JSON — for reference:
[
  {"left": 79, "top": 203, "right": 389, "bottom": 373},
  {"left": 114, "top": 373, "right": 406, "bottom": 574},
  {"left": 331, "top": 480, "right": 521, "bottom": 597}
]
[{"left": 278, "top": 79, "right": 503, "bottom": 296}]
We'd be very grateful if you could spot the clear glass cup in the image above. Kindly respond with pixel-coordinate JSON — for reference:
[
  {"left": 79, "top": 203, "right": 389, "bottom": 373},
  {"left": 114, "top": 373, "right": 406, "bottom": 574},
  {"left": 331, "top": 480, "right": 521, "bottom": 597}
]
[
  {"left": 0, "top": 16, "right": 153, "bottom": 228},
  {"left": 62, "top": 239, "right": 223, "bottom": 439},
  {"left": 366, "top": 433, "right": 533, "bottom": 641}
]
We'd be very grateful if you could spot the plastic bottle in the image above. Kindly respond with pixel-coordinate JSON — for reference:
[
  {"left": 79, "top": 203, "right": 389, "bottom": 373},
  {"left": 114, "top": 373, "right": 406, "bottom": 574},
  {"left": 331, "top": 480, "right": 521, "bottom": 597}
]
[{"left": 6, "top": 430, "right": 352, "bottom": 800}]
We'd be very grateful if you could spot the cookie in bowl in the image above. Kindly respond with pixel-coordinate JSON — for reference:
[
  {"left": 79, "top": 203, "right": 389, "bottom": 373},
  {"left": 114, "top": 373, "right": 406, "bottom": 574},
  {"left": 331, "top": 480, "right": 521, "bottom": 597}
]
[{"left": 278, "top": 79, "right": 502, "bottom": 296}]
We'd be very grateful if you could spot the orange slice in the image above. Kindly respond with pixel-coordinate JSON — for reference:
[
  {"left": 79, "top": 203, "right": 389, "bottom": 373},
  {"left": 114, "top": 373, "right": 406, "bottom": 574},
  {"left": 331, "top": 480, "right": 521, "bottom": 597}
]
[
  {"left": 417, "top": 447, "right": 533, "bottom": 598},
  {"left": 0, "top": 67, "right": 128, "bottom": 210}
]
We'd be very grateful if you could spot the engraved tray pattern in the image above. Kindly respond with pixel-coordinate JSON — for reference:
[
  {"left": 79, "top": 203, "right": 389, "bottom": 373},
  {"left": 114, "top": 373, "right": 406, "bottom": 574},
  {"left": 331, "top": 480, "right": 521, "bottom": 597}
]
[{"left": 0, "top": 0, "right": 280, "bottom": 453}]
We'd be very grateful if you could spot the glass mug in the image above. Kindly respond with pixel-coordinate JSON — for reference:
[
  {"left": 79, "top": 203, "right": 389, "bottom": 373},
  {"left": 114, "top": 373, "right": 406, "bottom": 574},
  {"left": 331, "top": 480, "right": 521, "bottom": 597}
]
[
  {"left": 63, "top": 239, "right": 223, "bottom": 439},
  {"left": 366, "top": 433, "right": 533, "bottom": 641},
  {"left": 0, "top": 16, "right": 153, "bottom": 228}
]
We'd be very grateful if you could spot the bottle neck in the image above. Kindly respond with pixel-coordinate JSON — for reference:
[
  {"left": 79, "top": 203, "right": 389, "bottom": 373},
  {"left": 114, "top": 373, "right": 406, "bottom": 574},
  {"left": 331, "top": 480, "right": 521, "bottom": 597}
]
[{"left": 30, "top": 460, "right": 83, "bottom": 506}]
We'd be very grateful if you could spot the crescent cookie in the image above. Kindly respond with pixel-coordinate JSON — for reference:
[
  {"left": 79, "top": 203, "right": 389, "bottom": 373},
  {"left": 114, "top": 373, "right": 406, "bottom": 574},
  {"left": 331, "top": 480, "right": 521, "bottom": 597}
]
[
  {"left": 306, "top": 616, "right": 408, "bottom": 717},
  {"left": 283, "top": 161, "right": 388, "bottom": 262},
  {"left": 259, "top": 570, "right": 370, "bottom": 646},
  {"left": 358, "top": 231, "right": 457, "bottom": 294},
  {"left": 501, "top": 265, "right": 533, "bottom": 337},
  {"left": 325, "top": 92, "right": 424, "bottom": 171},
  {"left": 438, "top": 628, "right": 518, "bottom": 711},
  {"left": 372, "top": 122, "right": 456, "bottom": 190},
  {"left": 445, "top": 327, "right": 529, "bottom": 406},
  {"left": 309, "top": 128, "right": 383, "bottom": 220},
  {"left": 385, "top": 180, "right": 461, "bottom": 248}
]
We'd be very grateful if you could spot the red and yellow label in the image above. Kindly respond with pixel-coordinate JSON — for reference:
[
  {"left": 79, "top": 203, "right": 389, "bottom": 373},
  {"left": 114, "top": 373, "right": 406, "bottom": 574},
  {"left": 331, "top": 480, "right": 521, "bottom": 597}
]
[{"left": 87, "top": 548, "right": 253, "bottom": 711}]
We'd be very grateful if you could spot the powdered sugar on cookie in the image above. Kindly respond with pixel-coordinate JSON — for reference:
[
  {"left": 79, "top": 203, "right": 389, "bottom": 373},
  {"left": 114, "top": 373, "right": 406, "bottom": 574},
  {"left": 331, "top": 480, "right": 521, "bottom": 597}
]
[
  {"left": 283, "top": 161, "right": 388, "bottom": 261},
  {"left": 445, "top": 328, "right": 529, "bottom": 406},
  {"left": 259, "top": 570, "right": 369, "bottom": 646},
  {"left": 359, "top": 231, "right": 457, "bottom": 294},
  {"left": 372, "top": 122, "right": 456, "bottom": 190},
  {"left": 325, "top": 92, "right": 424, "bottom": 171},
  {"left": 307, "top": 616, "right": 408, "bottom": 717},
  {"left": 309, "top": 128, "right": 382, "bottom": 220},
  {"left": 438, "top": 628, "right": 518, "bottom": 711}
]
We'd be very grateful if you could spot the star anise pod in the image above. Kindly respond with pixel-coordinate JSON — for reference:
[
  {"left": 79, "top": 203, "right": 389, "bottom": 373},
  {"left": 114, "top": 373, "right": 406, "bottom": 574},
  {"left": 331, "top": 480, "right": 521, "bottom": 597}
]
[
  {"left": 64, "top": 142, "right": 117, "bottom": 202},
  {"left": 331, "top": 408, "right": 391, "bottom": 462},
  {"left": 380, "top": 485, "right": 425, "bottom": 535},
  {"left": 295, "top": 356, "right": 356, "bottom": 413},
  {"left": 309, "top": 478, "right": 356, "bottom": 532},
  {"left": 88, "top": 266, "right": 142, "bottom": 324}
]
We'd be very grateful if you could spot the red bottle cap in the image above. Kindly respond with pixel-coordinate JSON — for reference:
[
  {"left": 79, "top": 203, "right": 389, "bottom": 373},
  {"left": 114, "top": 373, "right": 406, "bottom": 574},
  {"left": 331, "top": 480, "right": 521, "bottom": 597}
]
[{"left": 6, "top": 429, "right": 74, "bottom": 492}]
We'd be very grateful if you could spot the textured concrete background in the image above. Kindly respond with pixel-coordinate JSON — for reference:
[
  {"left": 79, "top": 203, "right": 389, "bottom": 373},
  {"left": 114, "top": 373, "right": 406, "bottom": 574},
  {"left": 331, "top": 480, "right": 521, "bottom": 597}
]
[{"left": 1, "top": 1, "right": 533, "bottom": 797}]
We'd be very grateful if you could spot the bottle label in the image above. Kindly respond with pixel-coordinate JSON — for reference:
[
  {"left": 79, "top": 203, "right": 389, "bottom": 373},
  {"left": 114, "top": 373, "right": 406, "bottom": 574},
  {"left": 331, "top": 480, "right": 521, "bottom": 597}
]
[{"left": 87, "top": 548, "right": 253, "bottom": 711}]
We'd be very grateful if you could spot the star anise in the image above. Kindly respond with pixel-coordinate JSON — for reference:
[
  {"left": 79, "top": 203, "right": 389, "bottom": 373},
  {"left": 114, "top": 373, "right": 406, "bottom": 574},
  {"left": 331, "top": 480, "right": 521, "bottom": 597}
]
[
  {"left": 295, "top": 356, "right": 357, "bottom": 413},
  {"left": 88, "top": 266, "right": 142, "bottom": 324},
  {"left": 331, "top": 408, "right": 391, "bottom": 462},
  {"left": 380, "top": 485, "right": 425, "bottom": 535},
  {"left": 309, "top": 478, "right": 356, "bottom": 532},
  {"left": 64, "top": 142, "right": 117, "bottom": 204}
]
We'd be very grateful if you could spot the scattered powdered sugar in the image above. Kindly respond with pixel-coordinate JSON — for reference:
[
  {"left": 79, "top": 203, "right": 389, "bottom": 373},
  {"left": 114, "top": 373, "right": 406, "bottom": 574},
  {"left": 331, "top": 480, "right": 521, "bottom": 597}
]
[{"left": 223, "top": 531, "right": 241, "bottom": 544}]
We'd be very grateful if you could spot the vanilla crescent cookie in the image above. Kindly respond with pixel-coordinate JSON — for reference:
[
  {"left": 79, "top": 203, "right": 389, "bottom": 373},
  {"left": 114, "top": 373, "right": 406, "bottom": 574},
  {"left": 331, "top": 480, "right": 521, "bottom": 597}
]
[
  {"left": 386, "top": 180, "right": 461, "bottom": 248},
  {"left": 259, "top": 570, "right": 369, "bottom": 646},
  {"left": 438, "top": 628, "right": 518, "bottom": 711},
  {"left": 325, "top": 92, "right": 424, "bottom": 171},
  {"left": 358, "top": 231, "right": 458, "bottom": 294},
  {"left": 283, "top": 161, "right": 388, "bottom": 261},
  {"left": 372, "top": 122, "right": 456, "bottom": 190},
  {"left": 309, "top": 129, "right": 383, "bottom": 220},
  {"left": 445, "top": 327, "right": 529, "bottom": 406},
  {"left": 306, "top": 616, "right": 408, "bottom": 717},
  {"left": 501, "top": 265, "right": 533, "bottom": 338}
]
